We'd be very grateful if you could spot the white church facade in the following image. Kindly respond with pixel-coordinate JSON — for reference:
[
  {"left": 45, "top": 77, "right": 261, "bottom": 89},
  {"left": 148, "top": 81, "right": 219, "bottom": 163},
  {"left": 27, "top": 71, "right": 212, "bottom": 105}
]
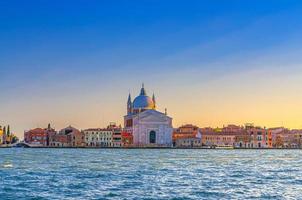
[{"left": 124, "top": 85, "right": 173, "bottom": 147}]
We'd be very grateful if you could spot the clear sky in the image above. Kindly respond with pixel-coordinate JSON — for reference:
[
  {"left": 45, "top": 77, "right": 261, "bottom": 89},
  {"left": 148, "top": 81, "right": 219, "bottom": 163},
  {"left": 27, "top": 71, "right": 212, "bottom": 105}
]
[{"left": 1, "top": 0, "right": 302, "bottom": 137}]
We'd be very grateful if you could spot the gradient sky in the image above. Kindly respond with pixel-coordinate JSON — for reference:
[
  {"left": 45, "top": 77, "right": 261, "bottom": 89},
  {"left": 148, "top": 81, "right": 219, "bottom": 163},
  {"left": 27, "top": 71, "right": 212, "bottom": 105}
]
[{"left": 1, "top": 0, "right": 302, "bottom": 137}]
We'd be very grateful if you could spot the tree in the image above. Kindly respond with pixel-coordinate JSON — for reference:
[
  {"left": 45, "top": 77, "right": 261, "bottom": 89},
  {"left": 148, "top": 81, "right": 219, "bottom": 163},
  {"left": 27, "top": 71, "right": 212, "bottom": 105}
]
[
  {"left": 7, "top": 125, "right": 10, "bottom": 136},
  {"left": 11, "top": 135, "right": 19, "bottom": 144}
]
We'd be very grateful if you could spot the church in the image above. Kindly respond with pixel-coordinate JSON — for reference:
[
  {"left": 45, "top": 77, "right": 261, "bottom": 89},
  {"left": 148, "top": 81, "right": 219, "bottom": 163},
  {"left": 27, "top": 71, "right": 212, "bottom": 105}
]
[{"left": 124, "top": 84, "right": 173, "bottom": 147}]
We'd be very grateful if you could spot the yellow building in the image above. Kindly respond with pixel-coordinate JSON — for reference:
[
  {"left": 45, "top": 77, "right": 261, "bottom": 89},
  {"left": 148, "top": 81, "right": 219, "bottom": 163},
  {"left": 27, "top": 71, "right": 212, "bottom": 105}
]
[{"left": 0, "top": 126, "right": 3, "bottom": 144}]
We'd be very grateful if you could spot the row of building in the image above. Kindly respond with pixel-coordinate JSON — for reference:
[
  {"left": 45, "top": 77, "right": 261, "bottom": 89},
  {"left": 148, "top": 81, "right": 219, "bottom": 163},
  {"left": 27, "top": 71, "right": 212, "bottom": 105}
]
[
  {"left": 24, "top": 123, "right": 133, "bottom": 147},
  {"left": 0, "top": 125, "right": 19, "bottom": 145},
  {"left": 23, "top": 123, "right": 302, "bottom": 148},
  {"left": 174, "top": 124, "right": 302, "bottom": 148},
  {"left": 22, "top": 85, "right": 302, "bottom": 148}
]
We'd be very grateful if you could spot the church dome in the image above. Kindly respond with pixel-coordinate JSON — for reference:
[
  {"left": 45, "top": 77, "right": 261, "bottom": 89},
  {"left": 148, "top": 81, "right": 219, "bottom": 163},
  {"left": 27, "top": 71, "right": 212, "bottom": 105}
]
[
  {"left": 132, "top": 84, "right": 155, "bottom": 110},
  {"left": 133, "top": 95, "right": 154, "bottom": 109}
]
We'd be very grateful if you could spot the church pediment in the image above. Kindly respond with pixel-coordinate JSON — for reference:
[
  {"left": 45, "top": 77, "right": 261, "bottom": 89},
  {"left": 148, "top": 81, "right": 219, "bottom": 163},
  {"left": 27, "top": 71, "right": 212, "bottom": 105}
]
[{"left": 134, "top": 110, "right": 171, "bottom": 123}]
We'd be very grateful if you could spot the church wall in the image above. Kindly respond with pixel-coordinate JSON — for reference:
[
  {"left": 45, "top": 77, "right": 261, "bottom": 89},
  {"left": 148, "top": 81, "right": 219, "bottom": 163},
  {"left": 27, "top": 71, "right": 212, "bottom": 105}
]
[{"left": 132, "top": 118, "right": 173, "bottom": 147}]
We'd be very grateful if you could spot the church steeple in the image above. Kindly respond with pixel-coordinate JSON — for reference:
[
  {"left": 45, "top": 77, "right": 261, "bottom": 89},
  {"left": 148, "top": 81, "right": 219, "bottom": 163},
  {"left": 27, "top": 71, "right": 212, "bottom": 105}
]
[
  {"left": 152, "top": 93, "right": 156, "bottom": 109},
  {"left": 140, "top": 83, "right": 146, "bottom": 96},
  {"left": 127, "top": 93, "right": 132, "bottom": 103},
  {"left": 127, "top": 93, "right": 133, "bottom": 115}
]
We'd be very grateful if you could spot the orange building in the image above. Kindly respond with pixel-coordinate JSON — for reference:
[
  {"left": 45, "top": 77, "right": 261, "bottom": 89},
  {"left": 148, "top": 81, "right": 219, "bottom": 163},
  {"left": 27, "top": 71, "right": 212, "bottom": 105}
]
[{"left": 173, "top": 124, "right": 199, "bottom": 141}]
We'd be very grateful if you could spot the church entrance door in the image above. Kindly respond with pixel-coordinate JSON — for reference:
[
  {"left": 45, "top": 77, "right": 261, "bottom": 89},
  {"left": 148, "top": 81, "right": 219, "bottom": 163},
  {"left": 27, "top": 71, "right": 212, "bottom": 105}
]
[{"left": 149, "top": 131, "right": 156, "bottom": 144}]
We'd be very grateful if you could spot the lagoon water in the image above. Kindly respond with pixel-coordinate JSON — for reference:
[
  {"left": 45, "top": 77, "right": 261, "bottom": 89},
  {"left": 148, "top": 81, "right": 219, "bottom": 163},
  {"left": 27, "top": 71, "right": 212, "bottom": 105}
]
[{"left": 0, "top": 149, "right": 302, "bottom": 200}]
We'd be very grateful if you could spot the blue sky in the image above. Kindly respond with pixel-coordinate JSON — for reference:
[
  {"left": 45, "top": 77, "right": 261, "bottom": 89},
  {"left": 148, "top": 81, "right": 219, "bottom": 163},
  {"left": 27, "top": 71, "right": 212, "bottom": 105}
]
[{"left": 1, "top": 0, "right": 302, "bottom": 136}]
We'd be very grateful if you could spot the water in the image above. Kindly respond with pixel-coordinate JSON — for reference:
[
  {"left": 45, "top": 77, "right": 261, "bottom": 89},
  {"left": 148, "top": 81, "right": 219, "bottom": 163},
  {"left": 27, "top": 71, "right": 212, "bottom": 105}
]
[{"left": 0, "top": 149, "right": 302, "bottom": 200}]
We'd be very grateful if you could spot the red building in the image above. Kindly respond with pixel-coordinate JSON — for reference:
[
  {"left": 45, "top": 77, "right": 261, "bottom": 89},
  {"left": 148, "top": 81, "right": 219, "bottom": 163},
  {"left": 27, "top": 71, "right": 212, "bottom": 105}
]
[
  {"left": 24, "top": 124, "right": 55, "bottom": 146},
  {"left": 121, "top": 130, "right": 133, "bottom": 147}
]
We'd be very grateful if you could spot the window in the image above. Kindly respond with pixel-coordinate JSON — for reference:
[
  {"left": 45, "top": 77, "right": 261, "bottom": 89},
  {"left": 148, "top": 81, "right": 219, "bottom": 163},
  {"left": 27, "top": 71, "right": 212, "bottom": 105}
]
[{"left": 149, "top": 131, "right": 156, "bottom": 144}]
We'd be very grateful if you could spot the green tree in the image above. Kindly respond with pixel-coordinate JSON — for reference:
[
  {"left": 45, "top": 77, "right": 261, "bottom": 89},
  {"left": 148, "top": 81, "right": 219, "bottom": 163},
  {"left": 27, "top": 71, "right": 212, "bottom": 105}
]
[
  {"left": 12, "top": 135, "right": 19, "bottom": 144},
  {"left": 7, "top": 125, "right": 10, "bottom": 136}
]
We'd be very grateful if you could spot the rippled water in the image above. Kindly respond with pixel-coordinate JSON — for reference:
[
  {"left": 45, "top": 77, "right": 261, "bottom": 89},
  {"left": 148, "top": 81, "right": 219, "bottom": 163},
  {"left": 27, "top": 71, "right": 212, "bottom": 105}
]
[{"left": 1, "top": 149, "right": 302, "bottom": 200}]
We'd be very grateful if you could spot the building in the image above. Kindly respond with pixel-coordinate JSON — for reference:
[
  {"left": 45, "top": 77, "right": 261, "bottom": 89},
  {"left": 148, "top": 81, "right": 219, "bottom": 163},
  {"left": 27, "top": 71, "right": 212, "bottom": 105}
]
[
  {"left": 173, "top": 124, "right": 202, "bottom": 147},
  {"left": 24, "top": 124, "right": 56, "bottom": 146},
  {"left": 269, "top": 127, "right": 299, "bottom": 148},
  {"left": 201, "top": 125, "right": 244, "bottom": 147},
  {"left": 49, "top": 131, "right": 68, "bottom": 147},
  {"left": 121, "top": 129, "right": 133, "bottom": 147},
  {"left": 49, "top": 126, "right": 84, "bottom": 147},
  {"left": 83, "top": 127, "right": 113, "bottom": 147},
  {"left": 202, "top": 131, "right": 236, "bottom": 147},
  {"left": 288, "top": 129, "right": 302, "bottom": 148},
  {"left": 110, "top": 123, "right": 122, "bottom": 147},
  {"left": 124, "top": 84, "right": 173, "bottom": 147},
  {"left": 234, "top": 131, "right": 251, "bottom": 148},
  {"left": 247, "top": 125, "right": 271, "bottom": 148},
  {"left": 174, "top": 138, "right": 202, "bottom": 148},
  {"left": 0, "top": 125, "right": 18, "bottom": 145},
  {"left": 24, "top": 128, "right": 48, "bottom": 146},
  {"left": 173, "top": 124, "right": 199, "bottom": 141},
  {"left": 201, "top": 124, "right": 273, "bottom": 148},
  {"left": 81, "top": 123, "right": 122, "bottom": 148},
  {"left": 0, "top": 126, "right": 4, "bottom": 145},
  {"left": 222, "top": 124, "right": 243, "bottom": 133}
]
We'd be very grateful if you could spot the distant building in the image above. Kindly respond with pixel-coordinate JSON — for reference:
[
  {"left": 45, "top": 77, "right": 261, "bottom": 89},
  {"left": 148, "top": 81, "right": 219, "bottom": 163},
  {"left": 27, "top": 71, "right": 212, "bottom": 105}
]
[
  {"left": 24, "top": 128, "right": 48, "bottom": 146},
  {"left": 202, "top": 131, "right": 236, "bottom": 147},
  {"left": 49, "top": 131, "right": 68, "bottom": 147},
  {"left": 201, "top": 125, "right": 245, "bottom": 147},
  {"left": 222, "top": 124, "right": 243, "bottom": 133},
  {"left": 83, "top": 128, "right": 113, "bottom": 147},
  {"left": 121, "top": 129, "right": 133, "bottom": 147},
  {"left": 49, "top": 126, "right": 84, "bottom": 147},
  {"left": 175, "top": 138, "right": 202, "bottom": 148},
  {"left": 0, "top": 126, "right": 4, "bottom": 145},
  {"left": 247, "top": 126, "right": 271, "bottom": 148},
  {"left": 2, "top": 125, "right": 18, "bottom": 145},
  {"left": 288, "top": 129, "right": 302, "bottom": 148},
  {"left": 269, "top": 127, "right": 300, "bottom": 148},
  {"left": 24, "top": 124, "right": 55, "bottom": 146},
  {"left": 109, "top": 123, "right": 122, "bottom": 147},
  {"left": 234, "top": 131, "right": 251, "bottom": 148},
  {"left": 201, "top": 124, "right": 274, "bottom": 148},
  {"left": 173, "top": 124, "right": 202, "bottom": 147},
  {"left": 124, "top": 84, "right": 173, "bottom": 147},
  {"left": 173, "top": 124, "right": 199, "bottom": 140}
]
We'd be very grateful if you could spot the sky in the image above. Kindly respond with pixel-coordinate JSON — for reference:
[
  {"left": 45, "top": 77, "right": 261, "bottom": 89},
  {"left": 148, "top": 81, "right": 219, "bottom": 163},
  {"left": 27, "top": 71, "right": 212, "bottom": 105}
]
[{"left": 1, "top": 0, "right": 302, "bottom": 138}]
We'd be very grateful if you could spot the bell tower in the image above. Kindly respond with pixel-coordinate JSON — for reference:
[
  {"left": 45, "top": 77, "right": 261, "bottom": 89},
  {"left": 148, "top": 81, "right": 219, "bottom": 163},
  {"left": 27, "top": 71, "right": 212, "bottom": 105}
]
[
  {"left": 127, "top": 93, "right": 133, "bottom": 115},
  {"left": 152, "top": 93, "right": 156, "bottom": 110}
]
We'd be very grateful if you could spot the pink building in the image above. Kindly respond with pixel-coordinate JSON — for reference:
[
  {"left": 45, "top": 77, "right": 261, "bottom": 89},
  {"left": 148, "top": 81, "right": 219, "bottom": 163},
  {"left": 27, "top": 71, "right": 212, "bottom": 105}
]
[
  {"left": 202, "top": 131, "right": 236, "bottom": 147},
  {"left": 246, "top": 125, "right": 272, "bottom": 148}
]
